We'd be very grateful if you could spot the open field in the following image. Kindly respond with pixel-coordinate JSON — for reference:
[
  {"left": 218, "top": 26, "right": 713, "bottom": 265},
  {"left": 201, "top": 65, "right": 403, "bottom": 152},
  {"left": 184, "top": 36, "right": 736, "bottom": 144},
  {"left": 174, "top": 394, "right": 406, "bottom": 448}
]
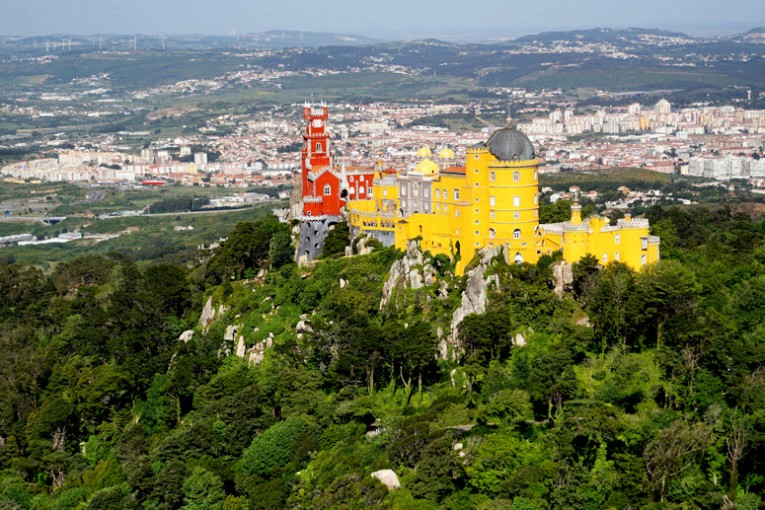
[{"left": 0, "top": 201, "right": 285, "bottom": 269}]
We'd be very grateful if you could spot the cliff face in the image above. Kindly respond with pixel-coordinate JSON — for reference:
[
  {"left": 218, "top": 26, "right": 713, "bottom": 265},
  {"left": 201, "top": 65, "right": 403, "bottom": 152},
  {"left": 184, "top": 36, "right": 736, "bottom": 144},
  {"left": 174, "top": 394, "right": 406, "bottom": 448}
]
[
  {"left": 445, "top": 248, "right": 501, "bottom": 359},
  {"left": 380, "top": 241, "right": 437, "bottom": 309},
  {"left": 378, "top": 241, "right": 506, "bottom": 360}
]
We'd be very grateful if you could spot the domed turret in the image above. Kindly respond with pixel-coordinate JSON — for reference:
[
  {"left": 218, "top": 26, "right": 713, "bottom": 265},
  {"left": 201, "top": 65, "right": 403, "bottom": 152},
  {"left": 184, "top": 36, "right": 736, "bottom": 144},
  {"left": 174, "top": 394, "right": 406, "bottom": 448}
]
[
  {"left": 416, "top": 147, "right": 432, "bottom": 158},
  {"left": 439, "top": 148, "right": 455, "bottom": 160},
  {"left": 485, "top": 127, "right": 535, "bottom": 161},
  {"left": 415, "top": 157, "right": 439, "bottom": 176}
]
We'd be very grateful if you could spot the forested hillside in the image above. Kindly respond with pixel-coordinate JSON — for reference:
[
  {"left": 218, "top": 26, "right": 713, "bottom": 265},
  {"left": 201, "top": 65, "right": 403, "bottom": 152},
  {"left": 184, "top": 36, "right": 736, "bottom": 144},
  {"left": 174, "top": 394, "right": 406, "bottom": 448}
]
[{"left": 1, "top": 205, "right": 765, "bottom": 509}]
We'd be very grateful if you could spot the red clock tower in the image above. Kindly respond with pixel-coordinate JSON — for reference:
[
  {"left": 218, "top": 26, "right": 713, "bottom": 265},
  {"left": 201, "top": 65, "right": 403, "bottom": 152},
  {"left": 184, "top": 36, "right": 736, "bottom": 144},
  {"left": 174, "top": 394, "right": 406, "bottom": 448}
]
[{"left": 300, "top": 103, "right": 344, "bottom": 217}]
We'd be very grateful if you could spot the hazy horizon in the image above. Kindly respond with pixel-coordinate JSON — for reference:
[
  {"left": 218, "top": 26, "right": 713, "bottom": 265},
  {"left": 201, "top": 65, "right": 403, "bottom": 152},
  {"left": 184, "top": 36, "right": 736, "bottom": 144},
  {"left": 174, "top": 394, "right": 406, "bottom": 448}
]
[{"left": 1, "top": 0, "right": 763, "bottom": 40}]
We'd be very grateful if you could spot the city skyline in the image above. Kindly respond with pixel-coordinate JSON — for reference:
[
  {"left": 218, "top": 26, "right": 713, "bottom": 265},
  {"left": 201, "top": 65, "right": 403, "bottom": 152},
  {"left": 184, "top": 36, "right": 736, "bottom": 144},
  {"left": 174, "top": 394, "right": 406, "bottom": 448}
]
[{"left": 1, "top": 0, "right": 763, "bottom": 39}]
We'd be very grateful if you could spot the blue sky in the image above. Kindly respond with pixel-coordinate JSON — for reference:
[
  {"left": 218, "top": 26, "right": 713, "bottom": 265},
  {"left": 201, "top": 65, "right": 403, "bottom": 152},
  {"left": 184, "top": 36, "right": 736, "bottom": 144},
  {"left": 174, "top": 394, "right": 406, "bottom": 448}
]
[{"left": 2, "top": 0, "right": 763, "bottom": 38}]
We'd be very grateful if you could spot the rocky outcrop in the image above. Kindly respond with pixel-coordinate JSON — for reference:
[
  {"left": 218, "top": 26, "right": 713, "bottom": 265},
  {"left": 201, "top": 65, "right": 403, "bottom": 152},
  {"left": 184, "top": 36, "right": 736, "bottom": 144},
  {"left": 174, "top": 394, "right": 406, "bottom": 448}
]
[
  {"left": 349, "top": 235, "right": 379, "bottom": 256},
  {"left": 198, "top": 289, "right": 277, "bottom": 366},
  {"left": 552, "top": 260, "right": 574, "bottom": 297},
  {"left": 235, "top": 335, "right": 247, "bottom": 357},
  {"left": 296, "top": 314, "right": 313, "bottom": 339},
  {"left": 178, "top": 330, "right": 194, "bottom": 343},
  {"left": 199, "top": 296, "right": 230, "bottom": 334},
  {"left": 380, "top": 241, "right": 439, "bottom": 308},
  {"left": 443, "top": 247, "right": 502, "bottom": 359},
  {"left": 199, "top": 297, "right": 216, "bottom": 333},
  {"left": 247, "top": 333, "right": 274, "bottom": 366},
  {"left": 370, "top": 469, "right": 400, "bottom": 491},
  {"left": 224, "top": 322, "right": 274, "bottom": 366}
]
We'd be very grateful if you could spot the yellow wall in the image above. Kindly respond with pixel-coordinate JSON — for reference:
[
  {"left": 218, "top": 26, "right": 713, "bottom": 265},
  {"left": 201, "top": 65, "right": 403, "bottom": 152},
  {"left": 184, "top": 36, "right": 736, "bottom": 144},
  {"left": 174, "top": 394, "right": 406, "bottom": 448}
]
[{"left": 347, "top": 142, "right": 659, "bottom": 274}]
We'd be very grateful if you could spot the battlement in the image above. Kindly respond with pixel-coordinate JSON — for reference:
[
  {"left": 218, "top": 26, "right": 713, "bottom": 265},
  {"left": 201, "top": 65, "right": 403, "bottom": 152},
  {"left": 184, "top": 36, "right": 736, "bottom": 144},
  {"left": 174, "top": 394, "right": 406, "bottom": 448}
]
[
  {"left": 303, "top": 102, "right": 328, "bottom": 119},
  {"left": 616, "top": 218, "right": 650, "bottom": 229}
]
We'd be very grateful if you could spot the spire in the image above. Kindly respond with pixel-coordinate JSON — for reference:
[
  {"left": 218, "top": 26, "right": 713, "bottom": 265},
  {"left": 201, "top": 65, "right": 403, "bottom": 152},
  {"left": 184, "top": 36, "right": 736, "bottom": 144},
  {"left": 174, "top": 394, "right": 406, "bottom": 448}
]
[{"left": 570, "top": 191, "right": 582, "bottom": 225}]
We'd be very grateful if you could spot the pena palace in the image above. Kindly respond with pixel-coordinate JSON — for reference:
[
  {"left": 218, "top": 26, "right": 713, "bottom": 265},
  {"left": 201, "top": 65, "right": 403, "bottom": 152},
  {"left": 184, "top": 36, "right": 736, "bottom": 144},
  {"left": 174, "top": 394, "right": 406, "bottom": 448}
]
[{"left": 292, "top": 103, "right": 660, "bottom": 274}]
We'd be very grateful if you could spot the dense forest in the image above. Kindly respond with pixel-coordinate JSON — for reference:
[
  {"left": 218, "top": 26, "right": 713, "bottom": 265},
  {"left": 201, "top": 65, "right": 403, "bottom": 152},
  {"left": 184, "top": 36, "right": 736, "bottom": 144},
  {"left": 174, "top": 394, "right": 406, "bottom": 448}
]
[{"left": 1, "top": 205, "right": 765, "bottom": 509}]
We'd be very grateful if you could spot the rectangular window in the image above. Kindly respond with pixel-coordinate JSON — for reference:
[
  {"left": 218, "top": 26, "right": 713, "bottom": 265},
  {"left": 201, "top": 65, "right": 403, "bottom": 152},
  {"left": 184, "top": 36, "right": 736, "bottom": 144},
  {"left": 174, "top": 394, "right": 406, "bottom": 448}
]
[{"left": 454, "top": 189, "right": 460, "bottom": 200}]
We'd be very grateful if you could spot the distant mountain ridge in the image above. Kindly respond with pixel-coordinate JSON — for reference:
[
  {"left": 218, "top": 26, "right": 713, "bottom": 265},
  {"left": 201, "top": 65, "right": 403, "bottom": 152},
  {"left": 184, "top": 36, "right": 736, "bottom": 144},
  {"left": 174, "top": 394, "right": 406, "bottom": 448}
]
[
  {"left": 514, "top": 27, "right": 695, "bottom": 47},
  {"left": 2, "top": 26, "right": 765, "bottom": 55},
  {"left": 246, "top": 29, "right": 378, "bottom": 48}
]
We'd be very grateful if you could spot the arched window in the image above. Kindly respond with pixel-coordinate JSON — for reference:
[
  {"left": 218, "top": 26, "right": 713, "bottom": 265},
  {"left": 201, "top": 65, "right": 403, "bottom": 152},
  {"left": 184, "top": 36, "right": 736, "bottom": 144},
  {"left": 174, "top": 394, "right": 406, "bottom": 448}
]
[
  {"left": 454, "top": 189, "right": 460, "bottom": 199},
  {"left": 323, "top": 184, "right": 331, "bottom": 195},
  {"left": 513, "top": 171, "right": 520, "bottom": 182},
  {"left": 615, "top": 251, "right": 620, "bottom": 261},
  {"left": 513, "top": 196, "right": 520, "bottom": 207},
  {"left": 359, "top": 186, "right": 365, "bottom": 195},
  {"left": 615, "top": 233, "right": 621, "bottom": 244},
  {"left": 534, "top": 194, "right": 538, "bottom": 205},
  {"left": 436, "top": 189, "right": 441, "bottom": 199},
  {"left": 602, "top": 253, "right": 608, "bottom": 263},
  {"left": 316, "top": 142, "right": 322, "bottom": 152},
  {"left": 490, "top": 196, "right": 496, "bottom": 207},
  {"left": 489, "top": 228, "right": 496, "bottom": 239},
  {"left": 350, "top": 186, "right": 355, "bottom": 195},
  {"left": 513, "top": 228, "right": 521, "bottom": 239},
  {"left": 641, "top": 254, "right": 647, "bottom": 265},
  {"left": 490, "top": 171, "right": 496, "bottom": 182}
]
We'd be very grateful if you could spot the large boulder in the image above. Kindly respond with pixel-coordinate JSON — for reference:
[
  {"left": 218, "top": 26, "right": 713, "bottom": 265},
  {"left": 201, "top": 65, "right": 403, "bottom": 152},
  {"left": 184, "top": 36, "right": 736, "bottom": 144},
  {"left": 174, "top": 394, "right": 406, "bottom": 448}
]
[{"left": 370, "top": 469, "right": 400, "bottom": 491}]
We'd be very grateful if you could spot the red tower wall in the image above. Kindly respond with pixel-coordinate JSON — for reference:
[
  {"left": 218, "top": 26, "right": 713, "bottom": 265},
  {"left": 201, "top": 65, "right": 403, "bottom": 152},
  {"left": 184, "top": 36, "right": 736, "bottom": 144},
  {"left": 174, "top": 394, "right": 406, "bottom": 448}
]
[{"left": 301, "top": 104, "right": 342, "bottom": 216}]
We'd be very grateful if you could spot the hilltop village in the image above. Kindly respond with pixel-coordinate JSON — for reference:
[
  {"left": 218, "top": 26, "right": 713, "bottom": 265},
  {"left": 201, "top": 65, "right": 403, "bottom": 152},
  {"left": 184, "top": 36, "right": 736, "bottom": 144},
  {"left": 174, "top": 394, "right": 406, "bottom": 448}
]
[{"left": 293, "top": 104, "right": 660, "bottom": 273}]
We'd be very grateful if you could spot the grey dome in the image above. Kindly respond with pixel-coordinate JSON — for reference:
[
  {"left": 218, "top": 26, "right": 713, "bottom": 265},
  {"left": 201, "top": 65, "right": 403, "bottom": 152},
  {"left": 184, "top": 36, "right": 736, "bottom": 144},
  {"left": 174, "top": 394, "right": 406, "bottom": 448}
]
[{"left": 485, "top": 127, "right": 535, "bottom": 161}]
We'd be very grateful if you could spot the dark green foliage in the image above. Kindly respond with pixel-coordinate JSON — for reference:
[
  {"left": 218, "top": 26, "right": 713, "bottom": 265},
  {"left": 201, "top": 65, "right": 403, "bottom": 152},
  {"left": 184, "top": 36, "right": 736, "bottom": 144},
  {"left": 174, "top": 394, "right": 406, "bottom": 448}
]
[
  {"left": 321, "top": 221, "right": 350, "bottom": 258},
  {"left": 240, "top": 418, "right": 312, "bottom": 476},
  {"left": 1, "top": 203, "right": 765, "bottom": 509},
  {"left": 205, "top": 216, "right": 292, "bottom": 283}
]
